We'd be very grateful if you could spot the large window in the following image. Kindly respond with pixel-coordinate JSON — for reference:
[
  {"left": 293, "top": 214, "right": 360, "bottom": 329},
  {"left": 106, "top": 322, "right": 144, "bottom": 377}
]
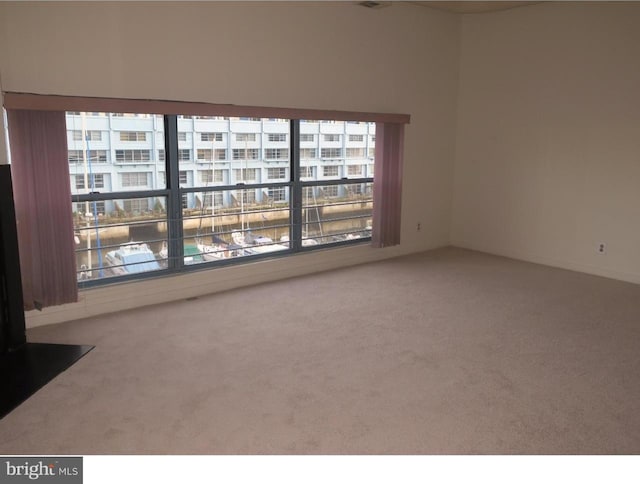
[{"left": 68, "top": 113, "right": 375, "bottom": 286}]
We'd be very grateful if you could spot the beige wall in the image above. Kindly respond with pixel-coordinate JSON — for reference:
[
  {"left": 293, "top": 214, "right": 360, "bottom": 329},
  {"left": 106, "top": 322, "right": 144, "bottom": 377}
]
[
  {"left": 452, "top": 2, "right": 640, "bottom": 283},
  {"left": 3, "top": 2, "right": 640, "bottom": 326},
  {"left": 0, "top": 2, "right": 460, "bottom": 326}
]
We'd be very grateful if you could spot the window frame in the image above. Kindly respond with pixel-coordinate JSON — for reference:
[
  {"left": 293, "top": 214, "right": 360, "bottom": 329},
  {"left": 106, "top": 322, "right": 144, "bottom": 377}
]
[{"left": 71, "top": 116, "right": 374, "bottom": 288}]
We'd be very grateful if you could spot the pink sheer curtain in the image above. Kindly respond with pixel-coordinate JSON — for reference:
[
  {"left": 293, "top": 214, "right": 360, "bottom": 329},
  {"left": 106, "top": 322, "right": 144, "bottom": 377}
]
[
  {"left": 6, "top": 109, "right": 78, "bottom": 310},
  {"left": 372, "top": 122, "right": 405, "bottom": 248}
]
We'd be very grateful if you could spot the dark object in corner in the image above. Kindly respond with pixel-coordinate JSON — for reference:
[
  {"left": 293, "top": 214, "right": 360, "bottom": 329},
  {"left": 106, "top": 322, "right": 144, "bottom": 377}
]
[
  {"left": 0, "top": 164, "right": 93, "bottom": 419},
  {"left": 0, "top": 342, "right": 93, "bottom": 419}
]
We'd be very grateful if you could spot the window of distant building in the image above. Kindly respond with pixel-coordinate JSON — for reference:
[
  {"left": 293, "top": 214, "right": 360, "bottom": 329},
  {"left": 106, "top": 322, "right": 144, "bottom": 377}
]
[
  {"left": 121, "top": 172, "right": 148, "bottom": 187},
  {"left": 178, "top": 149, "right": 191, "bottom": 162},
  {"left": 75, "top": 174, "right": 105, "bottom": 190},
  {"left": 233, "top": 168, "right": 257, "bottom": 182},
  {"left": 115, "top": 149, "right": 151, "bottom": 163},
  {"left": 321, "top": 148, "right": 342, "bottom": 159},
  {"left": 265, "top": 148, "right": 289, "bottom": 160},
  {"left": 235, "top": 133, "right": 256, "bottom": 142},
  {"left": 267, "top": 168, "right": 287, "bottom": 179},
  {"left": 119, "top": 131, "right": 147, "bottom": 142},
  {"left": 347, "top": 165, "right": 363, "bottom": 176},
  {"left": 267, "top": 133, "right": 287, "bottom": 142},
  {"left": 323, "top": 166, "right": 339, "bottom": 177},
  {"left": 200, "top": 132, "right": 223, "bottom": 142}
]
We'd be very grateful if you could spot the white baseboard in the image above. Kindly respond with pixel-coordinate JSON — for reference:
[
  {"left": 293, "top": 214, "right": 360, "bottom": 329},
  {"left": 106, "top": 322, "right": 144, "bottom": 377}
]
[
  {"left": 25, "top": 241, "right": 446, "bottom": 328},
  {"left": 451, "top": 240, "right": 640, "bottom": 286}
]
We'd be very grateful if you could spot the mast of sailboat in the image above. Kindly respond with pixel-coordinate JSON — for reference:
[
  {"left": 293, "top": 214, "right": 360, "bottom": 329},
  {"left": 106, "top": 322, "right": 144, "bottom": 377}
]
[
  {"left": 81, "top": 113, "right": 91, "bottom": 276},
  {"left": 82, "top": 113, "right": 104, "bottom": 278},
  {"left": 211, "top": 137, "right": 215, "bottom": 236},
  {"left": 240, "top": 135, "right": 247, "bottom": 233}
]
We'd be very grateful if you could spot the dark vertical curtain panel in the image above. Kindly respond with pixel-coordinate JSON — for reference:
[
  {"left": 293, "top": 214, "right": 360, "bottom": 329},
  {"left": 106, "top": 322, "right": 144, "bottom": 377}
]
[
  {"left": 6, "top": 109, "right": 78, "bottom": 310},
  {"left": 372, "top": 122, "right": 405, "bottom": 248}
]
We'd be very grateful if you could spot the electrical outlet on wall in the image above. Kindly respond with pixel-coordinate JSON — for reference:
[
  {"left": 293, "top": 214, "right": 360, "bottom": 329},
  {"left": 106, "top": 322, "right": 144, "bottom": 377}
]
[
  {"left": 416, "top": 222, "right": 421, "bottom": 231},
  {"left": 597, "top": 242, "right": 607, "bottom": 254}
]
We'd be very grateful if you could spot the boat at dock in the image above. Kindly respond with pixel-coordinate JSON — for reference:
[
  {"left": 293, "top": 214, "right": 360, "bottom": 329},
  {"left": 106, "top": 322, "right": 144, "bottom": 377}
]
[
  {"left": 233, "top": 231, "right": 289, "bottom": 255},
  {"left": 104, "top": 242, "right": 161, "bottom": 276}
]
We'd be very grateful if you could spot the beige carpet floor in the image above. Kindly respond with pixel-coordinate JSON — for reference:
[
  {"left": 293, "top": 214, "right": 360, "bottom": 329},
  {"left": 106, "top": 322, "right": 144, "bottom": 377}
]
[{"left": 1, "top": 247, "right": 639, "bottom": 454}]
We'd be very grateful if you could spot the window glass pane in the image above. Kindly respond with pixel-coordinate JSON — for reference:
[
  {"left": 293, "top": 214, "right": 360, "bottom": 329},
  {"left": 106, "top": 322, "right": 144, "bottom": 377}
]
[
  {"left": 181, "top": 187, "right": 290, "bottom": 263},
  {"left": 181, "top": 116, "right": 290, "bottom": 190},
  {"left": 300, "top": 119, "right": 375, "bottom": 181},
  {"left": 74, "top": 196, "right": 167, "bottom": 283},
  {"left": 301, "top": 182, "right": 372, "bottom": 246},
  {"left": 67, "top": 112, "right": 165, "bottom": 195}
]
